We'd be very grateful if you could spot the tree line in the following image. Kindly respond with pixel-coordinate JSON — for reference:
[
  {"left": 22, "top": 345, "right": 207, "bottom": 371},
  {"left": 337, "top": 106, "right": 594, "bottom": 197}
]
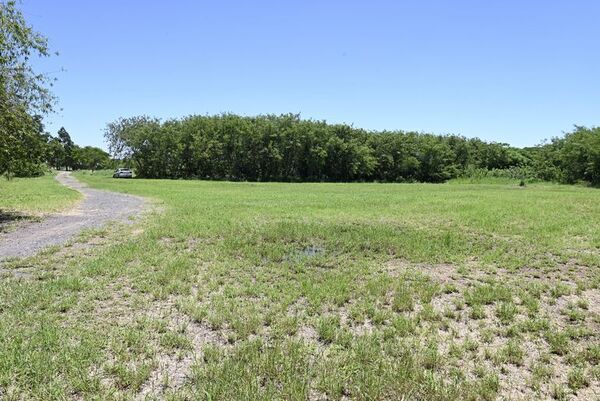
[
  {"left": 104, "top": 113, "right": 600, "bottom": 185},
  {"left": 47, "top": 127, "right": 112, "bottom": 172},
  {"left": 525, "top": 126, "right": 600, "bottom": 185},
  {"left": 4, "top": 122, "right": 112, "bottom": 177}
]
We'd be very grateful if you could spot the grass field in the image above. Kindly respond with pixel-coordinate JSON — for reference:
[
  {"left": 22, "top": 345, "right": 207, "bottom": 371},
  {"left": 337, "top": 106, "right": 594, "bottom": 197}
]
[
  {"left": 0, "top": 173, "right": 80, "bottom": 214},
  {"left": 1, "top": 171, "right": 599, "bottom": 400}
]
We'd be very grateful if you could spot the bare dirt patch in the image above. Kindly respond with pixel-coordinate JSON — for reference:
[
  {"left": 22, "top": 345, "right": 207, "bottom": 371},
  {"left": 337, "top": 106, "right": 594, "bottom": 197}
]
[
  {"left": 136, "top": 299, "right": 229, "bottom": 399},
  {"left": 384, "top": 258, "right": 600, "bottom": 401}
]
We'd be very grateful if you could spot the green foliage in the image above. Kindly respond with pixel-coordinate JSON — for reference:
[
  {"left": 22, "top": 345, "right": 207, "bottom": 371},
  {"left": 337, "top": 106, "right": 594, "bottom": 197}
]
[
  {"left": 0, "top": 4, "right": 109, "bottom": 177},
  {"left": 104, "top": 114, "right": 600, "bottom": 185},
  {"left": 104, "top": 114, "right": 536, "bottom": 182},
  {"left": 73, "top": 146, "right": 110, "bottom": 171},
  {"left": 559, "top": 126, "right": 600, "bottom": 186},
  {"left": 457, "top": 165, "right": 540, "bottom": 182},
  {"left": 519, "top": 126, "right": 600, "bottom": 186},
  {"left": 42, "top": 127, "right": 111, "bottom": 171},
  {"left": 0, "top": 1, "right": 56, "bottom": 178},
  {"left": 457, "top": 126, "right": 600, "bottom": 186},
  {"left": 57, "top": 127, "right": 74, "bottom": 169}
]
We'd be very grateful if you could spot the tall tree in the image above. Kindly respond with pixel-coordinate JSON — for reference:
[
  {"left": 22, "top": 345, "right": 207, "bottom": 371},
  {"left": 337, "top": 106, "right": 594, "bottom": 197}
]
[
  {"left": 57, "top": 127, "right": 74, "bottom": 170},
  {"left": 0, "top": 0, "right": 56, "bottom": 177},
  {"left": 46, "top": 137, "right": 65, "bottom": 169}
]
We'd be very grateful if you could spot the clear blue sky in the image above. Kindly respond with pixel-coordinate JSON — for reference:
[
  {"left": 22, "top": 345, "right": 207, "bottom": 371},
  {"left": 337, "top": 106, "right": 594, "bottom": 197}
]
[{"left": 23, "top": 0, "right": 600, "bottom": 149}]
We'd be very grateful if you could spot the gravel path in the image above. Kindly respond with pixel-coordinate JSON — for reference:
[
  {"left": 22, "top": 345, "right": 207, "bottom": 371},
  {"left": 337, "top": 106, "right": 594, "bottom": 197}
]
[{"left": 0, "top": 172, "right": 145, "bottom": 262}]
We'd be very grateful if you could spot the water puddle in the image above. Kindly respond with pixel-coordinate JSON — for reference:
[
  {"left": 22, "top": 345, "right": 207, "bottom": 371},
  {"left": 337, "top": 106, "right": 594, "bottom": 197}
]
[{"left": 301, "top": 246, "right": 324, "bottom": 257}]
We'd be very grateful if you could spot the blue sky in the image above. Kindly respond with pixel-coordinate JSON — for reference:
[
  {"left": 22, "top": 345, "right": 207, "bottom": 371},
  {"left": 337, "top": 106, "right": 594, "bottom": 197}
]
[{"left": 23, "top": 0, "right": 600, "bottom": 149}]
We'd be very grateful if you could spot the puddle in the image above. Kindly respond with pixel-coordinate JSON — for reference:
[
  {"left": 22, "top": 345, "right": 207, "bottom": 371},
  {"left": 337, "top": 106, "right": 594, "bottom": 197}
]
[
  {"left": 301, "top": 246, "right": 324, "bottom": 257},
  {"left": 282, "top": 245, "right": 325, "bottom": 263}
]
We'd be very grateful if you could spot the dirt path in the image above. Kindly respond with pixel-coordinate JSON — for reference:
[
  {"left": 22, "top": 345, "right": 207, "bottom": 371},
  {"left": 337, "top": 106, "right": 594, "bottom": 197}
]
[{"left": 0, "top": 172, "right": 145, "bottom": 262}]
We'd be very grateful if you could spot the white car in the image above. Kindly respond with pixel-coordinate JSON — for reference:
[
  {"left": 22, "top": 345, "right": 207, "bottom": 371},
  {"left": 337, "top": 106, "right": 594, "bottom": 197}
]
[{"left": 113, "top": 168, "right": 133, "bottom": 178}]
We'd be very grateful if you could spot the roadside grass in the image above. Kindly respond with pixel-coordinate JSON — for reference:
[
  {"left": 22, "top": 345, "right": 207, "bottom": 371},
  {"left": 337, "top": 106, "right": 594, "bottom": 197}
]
[
  {"left": 0, "top": 172, "right": 80, "bottom": 215},
  {"left": 0, "top": 171, "right": 599, "bottom": 400}
]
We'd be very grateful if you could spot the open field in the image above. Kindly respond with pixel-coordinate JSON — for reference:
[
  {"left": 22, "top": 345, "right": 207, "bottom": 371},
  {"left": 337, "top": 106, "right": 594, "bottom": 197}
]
[{"left": 1, "top": 172, "right": 599, "bottom": 400}]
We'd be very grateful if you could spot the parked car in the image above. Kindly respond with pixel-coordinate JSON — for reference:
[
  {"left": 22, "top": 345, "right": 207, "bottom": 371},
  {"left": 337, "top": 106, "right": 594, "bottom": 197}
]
[{"left": 113, "top": 168, "right": 133, "bottom": 178}]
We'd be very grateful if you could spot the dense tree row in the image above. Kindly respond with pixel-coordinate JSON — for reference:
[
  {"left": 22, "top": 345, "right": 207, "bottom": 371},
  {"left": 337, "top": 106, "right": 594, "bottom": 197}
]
[
  {"left": 46, "top": 127, "right": 111, "bottom": 171},
  {"left": 526, "top": 126, "right": 600, "bottom": 186},
  {"left": 105, "top": 114, "right": 600, "bottom": 185},
  {"left": 2, "top": 122, "right": 112, "bottom": 177},
  {"left": 41, "top": 127, "right": 112, "bottom": 173},
  {"left": 104, "top": 114, "right": 529, "bottom": 183}
]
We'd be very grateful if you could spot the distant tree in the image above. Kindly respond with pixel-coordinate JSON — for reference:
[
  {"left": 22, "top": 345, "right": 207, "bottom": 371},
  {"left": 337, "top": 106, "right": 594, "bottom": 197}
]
[
  {"left": 57, "top": 127, "right": 74, "bottom": 170},
  {"left": 74, "top": 146, "right": 110, "bottom": 171},
  {"left": 104, "top": 116, "right": 163, "bottom": 176},
  {"left": 525, "top": 141, "right": 564, "bottom": 182},
  {"left": 46, "top": 137, "right": 65, "bottom": 169},
  {"left": 0, "top": 0, "right": 56, "bottom": 178},
  {"left": 559, "top": 126, "right": 600, "bottom": 186},
  {"left": 415, "top": 137, "right": 457, "bottom": 182}
]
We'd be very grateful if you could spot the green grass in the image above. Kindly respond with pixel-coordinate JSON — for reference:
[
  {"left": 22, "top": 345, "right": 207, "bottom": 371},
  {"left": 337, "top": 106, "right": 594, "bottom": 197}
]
[
  {"left": 448, "top": 176, "right": 529, "bottom": 185},
  {"left": 0, "top": 170, "right": 599, "bottom": 400},
  {"left": 0, "top": 173, "right": 80, "bottom": 214}
]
